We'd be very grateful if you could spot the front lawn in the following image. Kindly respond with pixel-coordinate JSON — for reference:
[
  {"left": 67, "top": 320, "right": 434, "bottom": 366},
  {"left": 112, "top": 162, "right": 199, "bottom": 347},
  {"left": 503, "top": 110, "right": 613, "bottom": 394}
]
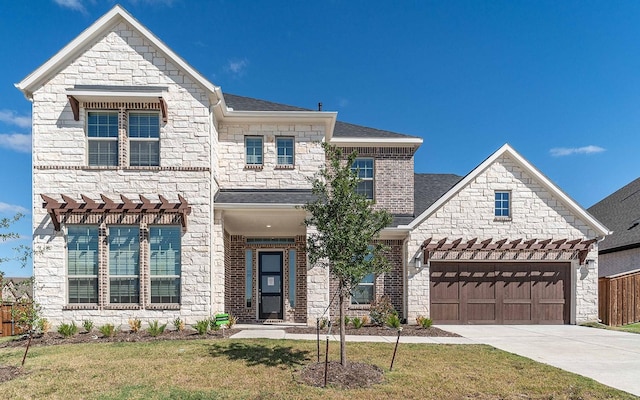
[
  {"left": 582, "top": 321, "right": 640, "bottom": 334},
  {"left": 0, "top": 338, "right": 633, "bottom": 399}
]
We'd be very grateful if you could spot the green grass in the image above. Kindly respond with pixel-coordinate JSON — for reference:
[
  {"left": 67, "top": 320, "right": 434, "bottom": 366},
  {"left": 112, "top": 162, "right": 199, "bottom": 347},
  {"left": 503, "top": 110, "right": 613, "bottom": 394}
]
[
  {"left": 0, "top": 338, "right": 634, "bottom": 399},
  {"left": 582, "top": 321, "right": 640, "bottom": 334}
]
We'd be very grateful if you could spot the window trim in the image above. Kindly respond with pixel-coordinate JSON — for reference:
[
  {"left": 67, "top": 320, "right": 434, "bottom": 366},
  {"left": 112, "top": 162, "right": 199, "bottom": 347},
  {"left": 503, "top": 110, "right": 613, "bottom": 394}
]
[
  {"left": 149, "top": 225, "right": 181, "bottom": 304},
  {"left": 275, "top": 136, "right": 295, "bottom": 168},
  {"left": 86, "top": 110, "right": 119, "bottom": 167},
  {"left": 351, "top": 157, "right": 375, "bottom": 200},
  {"left": 494, "top": 190, "right": 512, "bottom": 220},
  {"left": 108, "top": 225, "right": 141, "bottom": 305},
  {"left": 66, "top": 225, "right": 99, "bottom": 305},
  {"left": 128, "top": 111, "right": 161, "bottom": 167},
  {"left": 245, "top": 136, "right": 264, "bottom": 168}
]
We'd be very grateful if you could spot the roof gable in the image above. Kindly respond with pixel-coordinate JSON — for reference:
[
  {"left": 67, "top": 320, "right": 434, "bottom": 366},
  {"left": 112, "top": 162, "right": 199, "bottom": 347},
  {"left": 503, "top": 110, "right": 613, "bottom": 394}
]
[
  {"left": 15, "top": 5, "right": 218, "bottom": 101},
  {"left": 588, "top": 177, "right": 640, "bottom": 252},
  {"left": 405, "top": 144, "right": 610, "bottom": 236}
]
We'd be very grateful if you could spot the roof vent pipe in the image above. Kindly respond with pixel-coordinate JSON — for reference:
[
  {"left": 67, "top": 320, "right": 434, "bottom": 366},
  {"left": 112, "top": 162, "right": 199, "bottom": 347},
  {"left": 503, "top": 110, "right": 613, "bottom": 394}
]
[{"left": 318, "top": 102, "right": 322, "bottom": 111}]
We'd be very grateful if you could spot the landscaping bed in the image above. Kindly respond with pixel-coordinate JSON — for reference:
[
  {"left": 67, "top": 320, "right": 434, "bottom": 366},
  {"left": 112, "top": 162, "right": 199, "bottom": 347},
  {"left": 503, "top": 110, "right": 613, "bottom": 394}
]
[{"left": 285, "top": 324, "right": 459, "bottom": 337}]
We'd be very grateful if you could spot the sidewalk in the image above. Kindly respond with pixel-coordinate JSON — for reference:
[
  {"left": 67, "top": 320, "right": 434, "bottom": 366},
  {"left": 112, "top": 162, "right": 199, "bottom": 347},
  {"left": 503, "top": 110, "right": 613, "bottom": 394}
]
[{"left": 229, "top": 324, "right": 475, "bottom": 344}]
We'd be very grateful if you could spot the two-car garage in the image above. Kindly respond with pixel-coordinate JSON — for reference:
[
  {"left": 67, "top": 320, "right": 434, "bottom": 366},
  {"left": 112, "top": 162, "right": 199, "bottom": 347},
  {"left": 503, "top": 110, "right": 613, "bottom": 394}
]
[{"left": 430, "top": 262, "right": 570, "bottom": 324}]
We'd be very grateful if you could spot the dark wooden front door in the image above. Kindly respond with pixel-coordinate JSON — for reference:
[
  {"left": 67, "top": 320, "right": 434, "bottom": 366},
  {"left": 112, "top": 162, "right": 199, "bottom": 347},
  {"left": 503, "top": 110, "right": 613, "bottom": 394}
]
[
  {"left": 430, "top": 262, "right": 569, "bottom": 324},
  {"left": 259, "top": 252, "right": 283, "bottom": 320}
]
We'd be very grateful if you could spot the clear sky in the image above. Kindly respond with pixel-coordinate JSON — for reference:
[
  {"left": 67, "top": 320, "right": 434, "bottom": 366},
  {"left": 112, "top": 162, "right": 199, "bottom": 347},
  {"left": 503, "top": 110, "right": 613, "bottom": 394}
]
[{"left": 1, "top": 0, "right": 638, "bottom": 277}]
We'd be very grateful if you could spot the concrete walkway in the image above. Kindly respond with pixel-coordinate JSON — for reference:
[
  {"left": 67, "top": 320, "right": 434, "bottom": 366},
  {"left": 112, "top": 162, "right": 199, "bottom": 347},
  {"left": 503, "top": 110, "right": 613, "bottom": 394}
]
[
  {"left": 443, "top": 325, "right": 640, "bottom": 397},
  {"left": 230, "top": 324, "right": 640, "bottom": 397}
]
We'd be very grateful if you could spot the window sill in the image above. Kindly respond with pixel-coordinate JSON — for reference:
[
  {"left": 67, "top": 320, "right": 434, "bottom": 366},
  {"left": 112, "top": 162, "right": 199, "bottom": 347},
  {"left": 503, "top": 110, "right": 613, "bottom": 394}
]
[
  {"left": 244, "top": 164, "right": 263, "bottom": 171},
  {"left": 348, "top": 304, "right": 371, "bottom": 310},
  {"left": 275, "top": 165, "right": 295, "bottom": 170},
  {"left": 494, "top": 217, "right": 512, "bottom": 222},
  {"left": 63, "top": 304, "right": 99, "bottom": 310},
  {"left": 104, "top": 305, "right": 141, "bottom": 310},
  {"left": 146, "top": 304, "right": 180, "bottom": 310}
]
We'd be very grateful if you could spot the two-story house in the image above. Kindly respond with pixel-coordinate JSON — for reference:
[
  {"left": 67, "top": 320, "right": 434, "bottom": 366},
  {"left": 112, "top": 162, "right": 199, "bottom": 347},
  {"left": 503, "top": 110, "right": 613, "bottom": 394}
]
[{"left": 16, "top": 6, "right": 608, "bottom": 328}]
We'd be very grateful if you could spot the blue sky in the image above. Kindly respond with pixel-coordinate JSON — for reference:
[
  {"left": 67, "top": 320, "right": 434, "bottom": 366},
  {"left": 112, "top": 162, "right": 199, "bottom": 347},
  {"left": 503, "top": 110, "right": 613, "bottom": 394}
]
[{"left": 1, "top": 0, "right": 638, "bottom": 277}]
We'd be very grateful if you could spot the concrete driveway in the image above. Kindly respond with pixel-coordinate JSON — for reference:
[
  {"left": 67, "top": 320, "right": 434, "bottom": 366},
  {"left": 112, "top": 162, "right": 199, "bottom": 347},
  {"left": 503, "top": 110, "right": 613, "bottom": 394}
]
[{"left": 442, "top": 325, "right": 640, "bottom": 397}]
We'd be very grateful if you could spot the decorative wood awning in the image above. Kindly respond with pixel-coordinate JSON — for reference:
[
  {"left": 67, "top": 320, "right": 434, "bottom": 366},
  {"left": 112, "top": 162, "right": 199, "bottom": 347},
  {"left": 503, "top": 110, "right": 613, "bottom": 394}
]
[
  {"left": 41, "top": 194, "right": 191, "bottom": 231},
  {"left": 421, "top": 237, "right": 596, "bottom": 265}
]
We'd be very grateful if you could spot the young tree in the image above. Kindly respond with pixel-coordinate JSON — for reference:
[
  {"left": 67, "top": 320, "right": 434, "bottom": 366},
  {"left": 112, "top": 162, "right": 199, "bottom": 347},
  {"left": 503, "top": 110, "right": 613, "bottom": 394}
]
[{"left": 304, "top": 143, "right": 392, "bottom": 367}]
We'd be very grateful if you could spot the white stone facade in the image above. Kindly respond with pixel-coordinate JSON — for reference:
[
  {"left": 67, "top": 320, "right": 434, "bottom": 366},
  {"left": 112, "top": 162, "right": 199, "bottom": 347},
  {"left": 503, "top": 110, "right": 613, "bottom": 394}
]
[
  {"left": 406, "top": 155, "right": 600, "bottom": 324},
  {"left": 30, "top": 21, "right": 215, "bottom": 327}
]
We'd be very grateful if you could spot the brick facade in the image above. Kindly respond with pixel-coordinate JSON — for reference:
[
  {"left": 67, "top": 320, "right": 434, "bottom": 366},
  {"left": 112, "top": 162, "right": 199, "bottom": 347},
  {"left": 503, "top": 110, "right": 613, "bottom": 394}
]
[{"left": 224, "top": 234, "right": 307, "bottom": 323}]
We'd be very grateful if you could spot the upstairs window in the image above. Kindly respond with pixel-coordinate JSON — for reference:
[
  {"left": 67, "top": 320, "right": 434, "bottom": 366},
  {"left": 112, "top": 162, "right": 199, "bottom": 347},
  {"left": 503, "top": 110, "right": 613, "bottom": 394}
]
[
  {"left": 351, "top": 158, "right": 374, "bottom": 200},
  {"left": 87, "top": 111, "right": 118, "bottom": 166},
  {"left": 129, "top": 112, "right": 160, "bottom": 166},
  {"left": 495, "top": 191, "right": 511, "bottom": 218},
  {"left": 276, "top": 137, "right": 295, "bottom": 166},
  {"left": 245, "top": 136, "right": 263, "bottom": 166}
]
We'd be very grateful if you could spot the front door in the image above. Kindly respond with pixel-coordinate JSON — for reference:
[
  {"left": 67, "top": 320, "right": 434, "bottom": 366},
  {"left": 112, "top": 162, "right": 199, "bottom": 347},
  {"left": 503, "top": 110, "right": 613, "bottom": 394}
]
[{"left": 259, "top": 252, "right": 283, "bottom": 320}]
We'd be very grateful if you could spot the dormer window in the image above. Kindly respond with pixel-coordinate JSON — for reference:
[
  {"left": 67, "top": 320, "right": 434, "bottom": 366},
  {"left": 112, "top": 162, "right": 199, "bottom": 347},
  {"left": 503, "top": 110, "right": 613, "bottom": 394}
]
[{"left": 495, "top": 191, "right": 511, "bottom": 218}]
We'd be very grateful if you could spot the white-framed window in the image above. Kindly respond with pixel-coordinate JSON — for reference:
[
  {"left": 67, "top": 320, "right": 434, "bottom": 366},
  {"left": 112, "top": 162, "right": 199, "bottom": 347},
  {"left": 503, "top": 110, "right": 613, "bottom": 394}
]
[
  {"left": 149, "top": 226, "right": 181, "bottom": 304},
  {"left": 87, "top": 111, "right": 118, "bottom": 166},
  {"left": 67, "top": 225, "right": 99, "bottom": 304},
  {"left": 245, "top": 136, "right": 263, "bottom": 165},
  {"left": 129, "top": 112, "right": 160, "bottom": 166},
  {"left": 495, "top": 191, "right": 511, "bottom": 218},
  {"left": 351, "top": 273, "right": 375, "bottom": 305},
  {"left": 351, "top": 158, "right": 374, "bottom": 200},
  {"left": 276, "top": 137, "right": 294, "bottom": 166},
  {"left": 109, "top": 226, "right": 140, "bottom": 304}
]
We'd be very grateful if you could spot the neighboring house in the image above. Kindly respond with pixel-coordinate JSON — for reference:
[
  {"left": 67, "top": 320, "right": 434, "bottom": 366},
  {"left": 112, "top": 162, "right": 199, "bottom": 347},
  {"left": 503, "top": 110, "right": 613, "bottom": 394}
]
[
  {"left": 16, "top": 5, "right": 609, "bottom": 327},
  {"left": 588, "top": 178, "right": 640, "bottom": 325},
  {"left": 588, "top": 177, "right": 640, "bottom": 278},
  {"left": 0, "top": 277, "right": 33, "bottom": 304}
]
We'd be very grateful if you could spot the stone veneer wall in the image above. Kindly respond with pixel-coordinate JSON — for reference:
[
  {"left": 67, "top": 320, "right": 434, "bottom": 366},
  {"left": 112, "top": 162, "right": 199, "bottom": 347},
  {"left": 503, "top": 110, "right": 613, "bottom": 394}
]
[
  {"left": 406, "top": 155, "right": 600, "bottom": 324},
  {"left": 224, "top": 234, "right": 307, "bottom": 323},
  {"left": 326, "top": 240, "right": 405, "bottom": 321},
  {"left": 337, "top": 147, "right": 415, "bottom": 215},
  {"left": 30, "top": 21, "right": 214, "bottom": 327},
  {"left": 217, "top": 123, "right": 325, "bottom": 189}
]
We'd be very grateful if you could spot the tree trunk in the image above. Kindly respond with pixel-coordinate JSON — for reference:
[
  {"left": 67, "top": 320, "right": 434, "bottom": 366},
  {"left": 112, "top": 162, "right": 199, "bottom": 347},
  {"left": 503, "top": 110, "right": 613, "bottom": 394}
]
[{"left": 339, "top": 284, "right": 347, "bottom": 367}]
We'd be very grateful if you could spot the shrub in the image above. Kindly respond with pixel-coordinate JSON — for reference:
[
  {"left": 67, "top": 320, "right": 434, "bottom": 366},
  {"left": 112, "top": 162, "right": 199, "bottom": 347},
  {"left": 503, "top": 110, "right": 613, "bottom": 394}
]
[
  {"left": 416, "top": 315, "right": 433, "bottom": 329},
  {"left": 344, "top": 316, "right": 351, "bottom": 326},
  {"left": 351, "top": 316, "right": 365, "bottom": 329},
  {"left": 369, "top": 295, "right": 397, "bottom": 326},
  {"left": 173, "top": 318, "right": 185, "bottom": 332},
  {"left": 99, "top": 323, "right": 116, "bottom": 337},
  {"left": 385, "top": 314, "right": 401, "bottom": 329},
  {"left": 194, "top": 320, "right": 209, "bottom": 335},
  {"left": 128, "top": 318, "right": 142, "bottom": 333},
  {"left": 147, "top": 320, "right": 167, "bottom": 337},
  {"left": 37, "top": 318, "right": 51, "bottom": 334},
  {"left": 58, "top": 322, "right": 79, "bottom": 338},
  {"left": 318, "top": 317, "right": 329, "bottom": 329},
  {"left": 82, "top": 319, "right": 94, "bottom": 333},
  {"left": 227, "top": 314, "right": 237, "bottom": 329}
]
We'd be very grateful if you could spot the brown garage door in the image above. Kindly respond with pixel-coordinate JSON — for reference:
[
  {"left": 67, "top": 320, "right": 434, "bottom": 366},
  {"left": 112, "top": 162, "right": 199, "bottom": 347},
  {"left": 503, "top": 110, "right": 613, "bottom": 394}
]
[{"left": 430, "top": 262, "right": 570, "bottom": 324}]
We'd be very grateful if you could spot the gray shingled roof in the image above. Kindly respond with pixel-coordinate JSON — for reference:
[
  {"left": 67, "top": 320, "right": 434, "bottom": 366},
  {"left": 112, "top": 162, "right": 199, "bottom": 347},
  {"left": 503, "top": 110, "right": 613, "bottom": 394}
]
[
  {"left": 223, "top": 93, "right": 419, "bottom": 139},
  {"left": 414, "top": 173, "right": 463, "bottom": 217},
  {"left": 588, "top": 177, "right": 640, "bottom": 254}
]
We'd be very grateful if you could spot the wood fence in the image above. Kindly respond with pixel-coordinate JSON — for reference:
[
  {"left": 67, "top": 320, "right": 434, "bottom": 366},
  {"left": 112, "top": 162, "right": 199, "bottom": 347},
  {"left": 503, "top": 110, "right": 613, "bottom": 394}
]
[
  {"left": 0, "top": 303, "right": 27, "bottom": 337},
  {"left": 599, "top": 270, "right": 640, "bottom": 326}
]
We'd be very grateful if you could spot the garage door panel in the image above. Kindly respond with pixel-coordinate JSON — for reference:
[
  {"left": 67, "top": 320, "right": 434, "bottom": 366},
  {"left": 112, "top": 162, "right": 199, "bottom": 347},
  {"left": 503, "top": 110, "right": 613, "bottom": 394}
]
[{"left": 431, "top": 262, "right": 569, "bottom": 324}]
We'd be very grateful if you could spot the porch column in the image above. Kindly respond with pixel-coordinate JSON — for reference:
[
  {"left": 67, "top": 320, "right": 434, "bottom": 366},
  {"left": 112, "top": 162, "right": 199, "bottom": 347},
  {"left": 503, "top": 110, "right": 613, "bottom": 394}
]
[
  {"left": 211, "top": 209, "right": 225, "bottom": 314},
  {"left": 306, "top": 225, "right": 330, "bottom": 325}
]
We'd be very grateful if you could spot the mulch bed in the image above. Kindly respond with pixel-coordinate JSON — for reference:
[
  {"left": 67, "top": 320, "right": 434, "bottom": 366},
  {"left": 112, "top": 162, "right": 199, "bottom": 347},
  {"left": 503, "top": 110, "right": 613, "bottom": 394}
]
[
  {"left": 0, "top": 365, "right": 26, "bottom": 383},
  {"left": 285, "top": 324, "right": 460, "bottom": 337},
  {"left": 0, "top": 328, "right": 240, "bottom": 349},
  {"left": 297, "top": 361, "right": 384, "bottom": 389}
]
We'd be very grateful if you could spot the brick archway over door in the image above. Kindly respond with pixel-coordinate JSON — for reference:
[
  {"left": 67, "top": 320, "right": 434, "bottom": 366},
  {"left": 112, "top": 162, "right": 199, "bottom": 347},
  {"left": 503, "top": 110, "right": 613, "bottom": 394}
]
[{"left": 430, "top": 262, "right": 570, "bottom": 324}]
